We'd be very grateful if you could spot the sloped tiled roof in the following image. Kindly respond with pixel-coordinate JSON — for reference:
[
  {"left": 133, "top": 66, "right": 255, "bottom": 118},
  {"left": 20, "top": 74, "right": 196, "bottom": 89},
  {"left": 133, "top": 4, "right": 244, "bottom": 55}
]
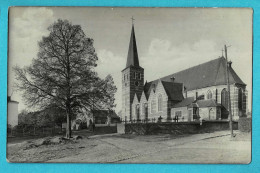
[
  {"left": 143, "top": 80, "right": 183, "bottom": 101},
  {"left": 196, "top": 99, "right": 220, "bottom": 108},
  {"left": 161, "top": 81, "right": 184, "bottom": 101},
  {"left": 143, "top": 80, "right": 159, "bottom": 99},
  {"left": 173, "top": 97, "right": 195, "bottom": 108},
  {"left": 155, "top": 57, "right": 246, "bottom": 91}
]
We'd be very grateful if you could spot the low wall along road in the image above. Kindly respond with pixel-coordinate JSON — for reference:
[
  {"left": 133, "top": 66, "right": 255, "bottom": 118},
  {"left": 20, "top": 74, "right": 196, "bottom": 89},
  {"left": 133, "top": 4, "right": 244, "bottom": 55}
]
[{"left": 125, "top": 121, "right": 238, "bottom": 135}]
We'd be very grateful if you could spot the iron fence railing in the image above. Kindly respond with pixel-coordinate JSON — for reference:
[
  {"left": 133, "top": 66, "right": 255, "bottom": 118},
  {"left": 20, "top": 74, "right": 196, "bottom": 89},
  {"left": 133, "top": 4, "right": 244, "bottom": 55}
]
[{"left": 121, "top": 116, "right": 188, "bottom": 124}]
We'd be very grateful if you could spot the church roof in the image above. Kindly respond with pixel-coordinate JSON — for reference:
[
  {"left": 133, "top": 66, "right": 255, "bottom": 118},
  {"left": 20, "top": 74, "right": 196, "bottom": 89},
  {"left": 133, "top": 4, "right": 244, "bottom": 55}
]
[
  {"left": 196, "top": 99, "right": 221, "bottom": 108},
  {"left": 143, "top": 80, "right": 158, "bottom": 99},
  {"left": 161, "top": 81, "right": 184, "bottom": 101},
  {"left": 126, "top": 25, "right": 139, "bottom": 68},
  {"left": 155, "top": 57, "right": 245, "bottom": 91},
  {"left": 143, "top": 80, "right": 183, "bottom": 101},
  {"left": 173, "top": 97, "right": 195, "bottom": 108},
  {"left": 188, "top": 99, "right": 220, "bottom": 108}
]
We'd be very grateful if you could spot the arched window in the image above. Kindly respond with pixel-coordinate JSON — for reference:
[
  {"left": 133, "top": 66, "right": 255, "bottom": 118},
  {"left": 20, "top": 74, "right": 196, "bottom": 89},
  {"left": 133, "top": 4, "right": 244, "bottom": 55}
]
[
  {"left": 207, "top": 90, "right": 213, "bottom": 99},
  {"left": 136, "top": 104, "right": 140, "bottom": 120},
  {"left": 151, "top": 100, "right": 156, "bottom": 113},
  {"left": 158, "top": 94, "right": 162, "bottom": 111},
  {"left": 215, "top": 89, "right": 218, "bottom": 102},
  {"left": 238, "top": 88, "right": 243, "bottom": 111},
  {"left": 221, "top": 88, "right": 228, "bottom": 109},
  {"left": 142, "top": 103, "right": 146, "bottom": 114}
]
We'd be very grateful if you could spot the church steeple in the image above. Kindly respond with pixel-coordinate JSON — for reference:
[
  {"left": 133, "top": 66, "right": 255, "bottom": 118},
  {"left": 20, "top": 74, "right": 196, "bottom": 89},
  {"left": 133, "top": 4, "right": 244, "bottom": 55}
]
[{"left": 126, "top": 24, "right": 139, "bottom": 68}]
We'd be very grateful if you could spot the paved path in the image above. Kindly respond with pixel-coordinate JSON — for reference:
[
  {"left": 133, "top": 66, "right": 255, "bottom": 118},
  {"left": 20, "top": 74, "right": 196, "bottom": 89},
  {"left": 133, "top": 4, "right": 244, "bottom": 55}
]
[{"left": 48, "top": 131, "right": 251, "bottom": 163}]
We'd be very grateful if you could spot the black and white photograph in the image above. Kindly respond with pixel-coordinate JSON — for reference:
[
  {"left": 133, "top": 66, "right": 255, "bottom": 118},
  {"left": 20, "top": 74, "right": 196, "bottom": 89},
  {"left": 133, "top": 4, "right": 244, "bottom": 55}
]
[{"left": 7, "top": 7, "right": 252, "bottom": 163}]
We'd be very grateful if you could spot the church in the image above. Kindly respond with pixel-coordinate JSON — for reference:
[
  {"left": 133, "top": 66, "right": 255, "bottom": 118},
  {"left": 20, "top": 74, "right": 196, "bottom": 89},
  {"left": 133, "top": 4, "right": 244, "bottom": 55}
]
[{"left": 122, "top": 24, "right": 248, "bottom": 123}]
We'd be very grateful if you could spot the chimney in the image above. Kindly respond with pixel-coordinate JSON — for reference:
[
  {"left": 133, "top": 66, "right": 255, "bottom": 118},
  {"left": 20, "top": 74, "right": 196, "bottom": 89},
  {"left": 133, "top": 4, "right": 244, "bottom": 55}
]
[{"left": 170, "top": 76, "right": 175, "bottom": 83}]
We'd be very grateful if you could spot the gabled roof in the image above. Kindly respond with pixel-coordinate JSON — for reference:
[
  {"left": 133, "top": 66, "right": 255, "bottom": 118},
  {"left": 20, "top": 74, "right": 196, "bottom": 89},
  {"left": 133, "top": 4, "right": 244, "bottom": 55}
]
[
  {"left": 126, "top": 25, "right": 139, "bottom": 68},
  {"left": 143, "top": 80, "right": 183, "bottom": 101},
  {"left": 153, "top": 57, "right": 245, "bottom": 91},
  {"left": 173, "top": 97, "right": 195, "bottom": 108},
  {"left": 161, "top": 81, "right": 184, "bottom": 101},
  {"left": 143, "top": 80, "right": 159, "bottom": 99}
]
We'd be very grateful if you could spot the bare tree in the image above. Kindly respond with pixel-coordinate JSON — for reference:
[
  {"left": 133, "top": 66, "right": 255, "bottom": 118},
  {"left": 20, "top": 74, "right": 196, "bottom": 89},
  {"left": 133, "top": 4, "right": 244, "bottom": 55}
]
[{"left": 14, "top": 19, "right": 117, "bottom": 138}]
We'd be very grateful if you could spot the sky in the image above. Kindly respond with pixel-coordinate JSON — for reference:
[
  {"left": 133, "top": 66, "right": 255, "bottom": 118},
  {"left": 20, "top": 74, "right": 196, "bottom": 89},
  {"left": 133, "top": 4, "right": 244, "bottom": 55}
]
[{"left": 8, "top": 7, "right": 252, "bottom": 113}]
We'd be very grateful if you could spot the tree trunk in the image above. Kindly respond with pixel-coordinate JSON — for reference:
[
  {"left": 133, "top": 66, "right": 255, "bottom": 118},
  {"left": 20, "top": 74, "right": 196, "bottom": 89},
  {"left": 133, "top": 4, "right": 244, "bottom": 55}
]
[{"left": 66, "top": 111, "right": 72, "bottom": 138}]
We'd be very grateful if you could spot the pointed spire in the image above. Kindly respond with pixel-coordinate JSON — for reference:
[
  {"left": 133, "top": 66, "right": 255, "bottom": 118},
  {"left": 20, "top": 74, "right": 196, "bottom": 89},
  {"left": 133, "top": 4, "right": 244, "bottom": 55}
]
[{"left": 126, "top": 23, "right": 139, "bottom": 68}]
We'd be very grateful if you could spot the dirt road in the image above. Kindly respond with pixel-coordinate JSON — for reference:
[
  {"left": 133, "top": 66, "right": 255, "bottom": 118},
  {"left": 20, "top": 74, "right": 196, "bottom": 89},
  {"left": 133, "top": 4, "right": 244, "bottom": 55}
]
[{"left": 7, "top": 130, "right": 251, "bottom": 164}]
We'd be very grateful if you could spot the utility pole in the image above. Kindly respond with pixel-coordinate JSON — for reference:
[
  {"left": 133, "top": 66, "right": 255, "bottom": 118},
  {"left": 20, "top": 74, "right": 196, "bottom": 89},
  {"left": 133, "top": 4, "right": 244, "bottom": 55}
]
[{"left": 224, "top": 45, "right": 233, "bottom": 137}]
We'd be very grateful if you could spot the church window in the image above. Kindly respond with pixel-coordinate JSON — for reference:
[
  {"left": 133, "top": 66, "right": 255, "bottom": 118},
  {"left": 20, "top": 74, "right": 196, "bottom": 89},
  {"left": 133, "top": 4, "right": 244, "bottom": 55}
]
[
  {"left": 136, "top": 104, "right": 140, "bottom": 120},
  {"left": 207, "top": 90, "right": 212, "bottom": 99},
  {"left": 151, "top": 100, "right": 156, "bottom": 113},
  {"left": 127, "top": 74, "right": 129, "bottom": 80},
  {"left": 158, "top": 94, "right": 163, "bottom": 111},
  {"left": 216, "top": 89, "right": 218, "bottom": 102},
  {"left": 238, "top": 88, "right": 243, "bottom": 111},
  {"left": 221, "top": 88, "right": 228, "bottom": 109},
  {"left": 197, "top": 94, "right": 205, "bottom": 100},
  {"left": 134, "top": 72, "right": 137, "bottom": 79},
  {"left": 142, "top": 103, "right": 146, "bottom": 114},
  {"left": 138, "top": 73, "right": 141, "bottom": 80}
]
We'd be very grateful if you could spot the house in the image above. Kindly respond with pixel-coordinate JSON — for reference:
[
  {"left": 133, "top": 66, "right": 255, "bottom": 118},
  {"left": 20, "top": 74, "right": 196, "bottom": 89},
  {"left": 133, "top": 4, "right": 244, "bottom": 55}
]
[
  {"left": 122, "top": 23, "right": 248, "bottom": 122},
  {"left": 7, "top": 96, "right": 19, "bottom": 127},
  {"left": 92, "top": 110, "right": 120, "bottom": 124}
]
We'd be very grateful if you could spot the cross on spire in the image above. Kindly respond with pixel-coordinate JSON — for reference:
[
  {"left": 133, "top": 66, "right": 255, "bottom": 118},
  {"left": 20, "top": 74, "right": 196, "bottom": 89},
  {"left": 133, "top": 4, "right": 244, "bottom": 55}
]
[{"left": 131, "top": 16, "right": 135, "bottom": 25}]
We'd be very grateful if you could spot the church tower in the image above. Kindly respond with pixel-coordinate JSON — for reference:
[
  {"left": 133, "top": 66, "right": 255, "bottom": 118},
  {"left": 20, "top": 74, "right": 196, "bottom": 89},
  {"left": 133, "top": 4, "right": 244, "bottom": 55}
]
[{"left": 122, "top": 22, "right": 144, "bottom": 121}]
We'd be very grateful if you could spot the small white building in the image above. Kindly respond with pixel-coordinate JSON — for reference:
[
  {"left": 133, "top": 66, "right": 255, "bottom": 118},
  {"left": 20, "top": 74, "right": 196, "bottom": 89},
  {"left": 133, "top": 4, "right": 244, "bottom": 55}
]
[{"left": 7, "top": 96, "right": 19, "bottom": 127}]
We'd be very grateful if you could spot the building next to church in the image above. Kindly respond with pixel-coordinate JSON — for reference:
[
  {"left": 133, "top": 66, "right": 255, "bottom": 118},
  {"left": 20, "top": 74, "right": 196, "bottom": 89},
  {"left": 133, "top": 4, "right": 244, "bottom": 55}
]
[{"left": 122, "top": 24, "right": 248, "bottom": 123}]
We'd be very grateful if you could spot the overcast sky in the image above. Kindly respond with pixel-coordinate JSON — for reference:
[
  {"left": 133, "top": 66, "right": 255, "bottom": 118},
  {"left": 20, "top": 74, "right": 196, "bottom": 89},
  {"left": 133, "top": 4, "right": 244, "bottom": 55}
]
[{"left": 8, "top": 7, "right": 252, "bottom": 113}]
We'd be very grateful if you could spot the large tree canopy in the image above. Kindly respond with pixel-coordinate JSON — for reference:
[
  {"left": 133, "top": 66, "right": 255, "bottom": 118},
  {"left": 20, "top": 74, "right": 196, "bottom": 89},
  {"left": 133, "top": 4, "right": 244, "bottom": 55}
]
[{"left": 14, "top": 19, "right": 117, "bottom": 138}]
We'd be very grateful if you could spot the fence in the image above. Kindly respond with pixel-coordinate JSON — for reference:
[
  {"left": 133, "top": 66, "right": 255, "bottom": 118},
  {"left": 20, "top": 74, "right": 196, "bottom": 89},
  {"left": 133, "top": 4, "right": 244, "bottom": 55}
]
[{"left": 121, "top": 116, "right": 182, "bottom": 124}]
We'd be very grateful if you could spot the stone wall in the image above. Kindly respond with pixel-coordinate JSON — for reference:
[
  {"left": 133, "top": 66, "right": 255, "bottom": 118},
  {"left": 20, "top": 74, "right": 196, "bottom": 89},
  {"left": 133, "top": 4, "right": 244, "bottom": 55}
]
[
  {"left": 238, "top": 117, "right": 251, "bottom": 132},
  {"left": 94, "top": 125, "right": 117, "bottom": 134},
  {"left": 125, "top": 121, "right": 238, "bottom": 135}
]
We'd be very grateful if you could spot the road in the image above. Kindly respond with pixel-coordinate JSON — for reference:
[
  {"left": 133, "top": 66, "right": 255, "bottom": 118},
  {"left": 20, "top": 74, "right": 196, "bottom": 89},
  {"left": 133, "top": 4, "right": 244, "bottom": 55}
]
[{"left": 46, "top": 131, "right": 251, "bottom": 164}]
